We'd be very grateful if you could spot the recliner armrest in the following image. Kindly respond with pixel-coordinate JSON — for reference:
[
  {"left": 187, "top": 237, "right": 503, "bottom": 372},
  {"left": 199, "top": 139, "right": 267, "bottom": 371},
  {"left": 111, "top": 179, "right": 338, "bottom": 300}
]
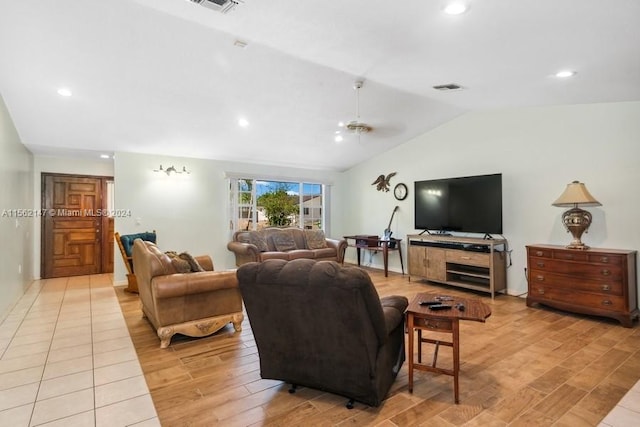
[
  {"left": 152, "top": 270, "right": 238, "bottom": 299},
  {"left": 380, "top": 295, "right": 409, "bottom": 335}
]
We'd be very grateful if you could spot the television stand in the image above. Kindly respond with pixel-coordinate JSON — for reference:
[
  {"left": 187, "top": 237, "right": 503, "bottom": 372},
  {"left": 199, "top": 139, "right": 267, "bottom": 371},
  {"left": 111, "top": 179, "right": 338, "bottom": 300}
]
[{"left": 407, "top": 234, "right": 508, "bottom": 299}]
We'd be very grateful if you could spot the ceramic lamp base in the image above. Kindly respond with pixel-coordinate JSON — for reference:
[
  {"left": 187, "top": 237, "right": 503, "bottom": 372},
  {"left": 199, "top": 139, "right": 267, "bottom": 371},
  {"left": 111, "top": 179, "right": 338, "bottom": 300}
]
[{"left": 561, "top": 207, "right": 592, "bottom": 250}]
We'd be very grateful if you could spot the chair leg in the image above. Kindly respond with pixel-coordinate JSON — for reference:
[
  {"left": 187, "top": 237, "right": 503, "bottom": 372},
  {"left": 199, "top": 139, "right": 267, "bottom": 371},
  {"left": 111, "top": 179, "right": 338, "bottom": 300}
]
[
  {"left": 346, "top": 399, "right": 355, "bottom": 409},
  {"left": 288, "top": 384, "right": 297, "bottom": 394},
  {"left": 125, "top": 274, "right": 138, "bottom": 293}
]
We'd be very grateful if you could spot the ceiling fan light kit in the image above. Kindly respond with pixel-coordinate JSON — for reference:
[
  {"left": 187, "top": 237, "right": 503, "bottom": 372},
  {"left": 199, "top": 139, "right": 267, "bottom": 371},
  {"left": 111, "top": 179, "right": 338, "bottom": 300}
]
[
  {"left": 337, "top": 80, "right": 373, "bottom": 142},
  {"left": 345, "top": 121, "right": 371, "bottom": 134}
]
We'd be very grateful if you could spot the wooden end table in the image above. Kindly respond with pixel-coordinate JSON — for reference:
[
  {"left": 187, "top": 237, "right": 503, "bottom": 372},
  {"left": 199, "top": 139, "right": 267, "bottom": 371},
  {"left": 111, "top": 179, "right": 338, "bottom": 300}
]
[
  {"left": 406, "top": 292, "right": 491, "bottom": 403},
  {"left": 343, "top": 235, "right": 404, "bottom": 277}
]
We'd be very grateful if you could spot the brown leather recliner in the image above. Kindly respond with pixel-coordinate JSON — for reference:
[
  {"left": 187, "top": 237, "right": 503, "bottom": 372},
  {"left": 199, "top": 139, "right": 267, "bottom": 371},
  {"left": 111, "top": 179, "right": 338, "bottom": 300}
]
[
  {"left": 132, "top": 239, "right": 244, "bottom": 348},
  {"left": 237, "top": 258, "right": 408, "bottom": 408}
]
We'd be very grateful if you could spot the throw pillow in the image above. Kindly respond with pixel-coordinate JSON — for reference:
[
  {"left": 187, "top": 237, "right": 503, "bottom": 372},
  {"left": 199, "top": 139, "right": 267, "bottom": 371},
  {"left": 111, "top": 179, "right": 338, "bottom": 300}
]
[
  {"left": 164, "top": 251, "right": 205, "bottom": 273},
  {"left": 304, "top": 229, "right": 328, "bottom": 249},
  {"left": 272, "top": 231, "right": 298, "bottom": 252},
  {"left": 165, "top": 251, "right": 192, "bottom": 273},
  {"left": 179, "top": 252, "right": 205, "bottom": 272},
  {"left": 249, "top": 232, "right": 269, "bottom": 252}
]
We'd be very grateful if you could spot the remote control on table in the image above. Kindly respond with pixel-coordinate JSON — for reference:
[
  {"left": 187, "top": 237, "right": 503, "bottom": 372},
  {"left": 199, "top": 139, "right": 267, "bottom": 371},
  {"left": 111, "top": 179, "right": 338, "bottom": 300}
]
[
  {"left": 428, "top": 304, "right": 452, "bottom": 310},
  {"left": 419, "top": 301, "right": 441, "bottom": 306}
]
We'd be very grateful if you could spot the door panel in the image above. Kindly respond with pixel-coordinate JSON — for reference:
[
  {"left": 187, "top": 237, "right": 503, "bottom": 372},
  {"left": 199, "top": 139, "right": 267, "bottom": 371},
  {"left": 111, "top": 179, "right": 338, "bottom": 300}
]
[{"left": 42, "top": 174, "right": 112, "bottom": 278}]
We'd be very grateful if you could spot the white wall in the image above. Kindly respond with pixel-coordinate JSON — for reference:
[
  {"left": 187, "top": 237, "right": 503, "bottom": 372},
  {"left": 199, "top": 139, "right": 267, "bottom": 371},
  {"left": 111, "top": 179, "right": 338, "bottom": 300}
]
[
  {"left": 0, "top": 94, "right": 34, "bottom": 320},
  {"left": 113, "top": 152, "right": 340, "bottom": 283},
  {"left": 333, "top": 101, "right": 640, "bottom": 297},
  {"left": 31, "top": 156, "right": 114, "bottom": 279}
]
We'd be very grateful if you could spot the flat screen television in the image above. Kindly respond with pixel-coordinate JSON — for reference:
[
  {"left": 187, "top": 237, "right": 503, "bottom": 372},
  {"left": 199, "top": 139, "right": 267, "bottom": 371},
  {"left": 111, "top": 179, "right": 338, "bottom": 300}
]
[{"left": 414, "top": 173, "right": 503, "bottom": 235}]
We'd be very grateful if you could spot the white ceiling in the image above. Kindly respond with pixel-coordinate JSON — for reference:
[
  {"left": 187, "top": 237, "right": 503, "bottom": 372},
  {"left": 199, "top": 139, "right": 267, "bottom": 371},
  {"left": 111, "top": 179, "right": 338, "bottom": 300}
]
[{"left": 1, "top": 0, "right": 639, "bottom": 171}]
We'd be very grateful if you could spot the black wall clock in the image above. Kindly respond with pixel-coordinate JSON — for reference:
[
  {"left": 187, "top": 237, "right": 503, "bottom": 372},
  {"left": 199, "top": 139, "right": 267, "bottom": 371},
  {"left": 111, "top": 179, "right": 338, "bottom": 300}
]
[{"left": 394, "top": 183, "right": 408, "bottom": 201}]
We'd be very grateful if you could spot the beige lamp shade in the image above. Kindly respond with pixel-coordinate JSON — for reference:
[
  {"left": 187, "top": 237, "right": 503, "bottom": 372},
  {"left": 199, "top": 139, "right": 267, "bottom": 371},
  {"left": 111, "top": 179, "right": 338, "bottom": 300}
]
[{"left": 552, "top": 181, "right": 602, "bottom": 207}]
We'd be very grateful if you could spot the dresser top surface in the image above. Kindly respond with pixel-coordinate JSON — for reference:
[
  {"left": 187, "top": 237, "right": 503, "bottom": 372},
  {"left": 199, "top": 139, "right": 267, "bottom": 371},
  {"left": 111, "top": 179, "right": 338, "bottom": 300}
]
[{"left": 527, "top": 244, "right": 636, "bottom": 255}]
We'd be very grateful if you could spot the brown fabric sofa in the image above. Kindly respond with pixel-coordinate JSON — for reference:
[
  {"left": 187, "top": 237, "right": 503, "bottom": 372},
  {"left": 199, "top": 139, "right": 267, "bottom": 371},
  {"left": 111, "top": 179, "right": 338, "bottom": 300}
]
[
  {"left": 236, "top": 258, "right": 408, "bottom": 407},
  {"left": 227, "top": 227, "right": 347, "bottom": 267},
  {"left": 132, "top": 239, "right": 244, "bottom": 348}
]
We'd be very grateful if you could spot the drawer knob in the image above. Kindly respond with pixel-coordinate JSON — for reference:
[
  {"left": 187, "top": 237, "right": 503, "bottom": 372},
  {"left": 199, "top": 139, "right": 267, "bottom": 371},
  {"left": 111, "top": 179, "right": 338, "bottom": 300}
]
[
  {"left": 601, "top": 284, "right": 611, "bottom": 291},
  {"left": 536, "top": 262, "right": 545, "bottom": 267},
  {"left": 601, "top": 269, "right": 611, "bottom": 276},
  {"left": 601, "top": 300, "right": 613, "bottom": 306},
  {"left": 564, "top": 254, "right": 574, "bottom": 260},
  {"left": 600, "top": 257, "right": 609, "bottom": 263},
  {"left": 535, "top": 251, "right": 543, "bottom": 256},
  {"left": 536, "top": 275, "right": 545, "bottom": 282},
  {"left": 537, "top": 288, "right": 545, "bottom": 295}
]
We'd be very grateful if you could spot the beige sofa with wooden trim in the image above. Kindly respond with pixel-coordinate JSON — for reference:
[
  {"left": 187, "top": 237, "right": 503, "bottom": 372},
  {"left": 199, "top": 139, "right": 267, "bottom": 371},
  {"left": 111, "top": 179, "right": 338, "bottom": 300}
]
[
  {"left": 227, "top": 227, "right": 347, "bottom": 267},
  {"left": 132, "top": 239, "right": 244, "bottom": 348}
]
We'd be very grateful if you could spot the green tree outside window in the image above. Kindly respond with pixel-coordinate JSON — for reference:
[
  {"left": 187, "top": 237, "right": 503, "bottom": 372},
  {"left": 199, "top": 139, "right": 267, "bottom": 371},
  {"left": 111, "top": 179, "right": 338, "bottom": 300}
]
[{"left": 258, "top": 184, "right": 298, "bottom": 227}]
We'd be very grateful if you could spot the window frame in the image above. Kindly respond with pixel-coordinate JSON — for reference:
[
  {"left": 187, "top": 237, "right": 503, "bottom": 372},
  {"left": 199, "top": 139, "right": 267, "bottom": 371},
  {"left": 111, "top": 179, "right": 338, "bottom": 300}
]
[{"left": 228, "top": 177, "right": 327, "bottom": 235}]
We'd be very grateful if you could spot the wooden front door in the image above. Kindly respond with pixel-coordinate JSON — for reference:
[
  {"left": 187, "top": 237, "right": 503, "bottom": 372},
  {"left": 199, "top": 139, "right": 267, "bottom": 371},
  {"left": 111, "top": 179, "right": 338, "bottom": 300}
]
[{"left": 41, "top": 174, "right": 113, "bottom": 278}]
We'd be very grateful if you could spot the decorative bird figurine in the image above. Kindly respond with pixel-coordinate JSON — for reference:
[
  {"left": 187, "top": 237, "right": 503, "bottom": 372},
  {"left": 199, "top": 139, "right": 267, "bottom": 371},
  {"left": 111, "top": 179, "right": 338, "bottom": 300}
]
[{"left": 372, "top": 172, "right": 396, "bottom": 192}]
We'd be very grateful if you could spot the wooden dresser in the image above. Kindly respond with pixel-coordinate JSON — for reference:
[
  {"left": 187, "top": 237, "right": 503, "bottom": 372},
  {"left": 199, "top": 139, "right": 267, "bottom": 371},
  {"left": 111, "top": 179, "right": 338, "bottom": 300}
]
[{"left": 526, "top": 244, "right": 638, "bottom": 327}]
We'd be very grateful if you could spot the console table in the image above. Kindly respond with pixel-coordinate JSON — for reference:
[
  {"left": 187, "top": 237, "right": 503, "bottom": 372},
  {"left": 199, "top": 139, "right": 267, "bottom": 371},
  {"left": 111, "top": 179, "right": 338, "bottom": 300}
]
[
  {"left": 407, "top": 234, "right": 508, "bottom": 299},
  {"left": 343, "top": 235, "right": 404, "bottom": 277},
  {"left": 526, "top": 244, "right": 638, "bottom": 327},
  {"left": 406, "top": 292, "right": 491, "bottom": 403}
]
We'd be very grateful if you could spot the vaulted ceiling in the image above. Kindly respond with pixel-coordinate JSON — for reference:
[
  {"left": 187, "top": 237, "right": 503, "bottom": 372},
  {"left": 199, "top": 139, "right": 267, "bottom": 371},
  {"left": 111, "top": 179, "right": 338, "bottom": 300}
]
[{"left": 1, "top": 0, "right": 638, "bottom": 171}]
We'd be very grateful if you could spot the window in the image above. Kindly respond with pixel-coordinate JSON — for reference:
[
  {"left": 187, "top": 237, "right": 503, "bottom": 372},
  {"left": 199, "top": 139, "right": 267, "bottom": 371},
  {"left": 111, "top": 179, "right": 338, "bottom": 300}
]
[{"left": 229, "top": 178, "right": 325, "bottom": 232}]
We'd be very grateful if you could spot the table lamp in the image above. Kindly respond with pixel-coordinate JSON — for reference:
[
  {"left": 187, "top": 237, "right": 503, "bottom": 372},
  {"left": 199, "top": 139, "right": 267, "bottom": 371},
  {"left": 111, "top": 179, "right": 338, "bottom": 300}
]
[{"left": 552, "top": 181, "right": 601, "bottom": 250}]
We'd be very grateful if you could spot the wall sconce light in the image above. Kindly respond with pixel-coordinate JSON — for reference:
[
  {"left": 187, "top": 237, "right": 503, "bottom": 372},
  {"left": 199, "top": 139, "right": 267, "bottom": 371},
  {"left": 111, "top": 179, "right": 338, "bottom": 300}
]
[{"left": 154, "top": 165, "right": 190, "bottom": 176}]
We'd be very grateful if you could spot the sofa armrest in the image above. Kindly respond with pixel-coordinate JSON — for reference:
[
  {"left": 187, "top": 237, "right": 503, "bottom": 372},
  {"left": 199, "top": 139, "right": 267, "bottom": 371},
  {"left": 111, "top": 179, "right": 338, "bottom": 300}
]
[
  {"left": 194, "top": 255, "right": 214, "bottom": 271},
  {"left": 325, "top": 238, "right": 348, "bottom": 263},
  {"left": 380, "top": 295, "right": 409, "bottom": 335},
  {"left": 227, "top": 241, "right": 261, "bottom": 266},
  {"left": 152, "top": 270, "right": 238, "bottom": 299}
]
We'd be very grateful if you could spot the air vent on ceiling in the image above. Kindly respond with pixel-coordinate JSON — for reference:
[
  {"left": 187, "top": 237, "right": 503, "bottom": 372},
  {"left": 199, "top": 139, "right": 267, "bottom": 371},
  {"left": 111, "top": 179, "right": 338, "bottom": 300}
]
[
  {"left": 433, "top": 83, "right": 464, "bottom": 91},
  {"left": 189, "top": 0, "right": 242, "bottom": 14}
]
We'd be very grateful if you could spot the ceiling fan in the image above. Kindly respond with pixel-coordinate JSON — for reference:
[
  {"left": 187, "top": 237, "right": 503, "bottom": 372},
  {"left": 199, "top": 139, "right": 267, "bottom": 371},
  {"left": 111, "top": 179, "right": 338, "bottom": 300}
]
[{"left": 336, "top": 80, "right": 372, "bottom": 143}]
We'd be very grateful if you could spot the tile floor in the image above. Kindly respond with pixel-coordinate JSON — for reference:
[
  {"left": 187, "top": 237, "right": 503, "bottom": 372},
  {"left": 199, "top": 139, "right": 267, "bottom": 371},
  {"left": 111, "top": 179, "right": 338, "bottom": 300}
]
[
  {"left": 0, "top": 274, "right": 158, "bottom": 427},
  {"left": 599, "top": 380, "right": 640, "bottom": 427},
  {"left": 0, "top": 273, "right": 638, "bottom": 427}
]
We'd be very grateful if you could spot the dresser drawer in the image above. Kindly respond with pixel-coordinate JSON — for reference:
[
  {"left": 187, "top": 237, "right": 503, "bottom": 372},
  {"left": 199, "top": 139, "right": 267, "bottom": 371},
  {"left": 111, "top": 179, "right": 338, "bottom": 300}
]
[
  {"left": 529, "top": 286, "right": 626, "bottom": 311},
  {"left": 528, "top": 258, "right": 623, "bottom": 281},
  {"left": 587, "top": 254, "right": 623, "bottom": 265},
  {"left": 528, "top": 248, "right": 588, "bottom": 261},
  {"left": 412, "top": 317, "right": 453, "bottom": 332},
  {"left": 529, "top": 248, "right": 623, "bottom": 265},
  {"left": 528, "top": 248, "right": 554, "bottom": 258},
  {"left": 528, "top": 269, "right": 623, "bottom": 296}
]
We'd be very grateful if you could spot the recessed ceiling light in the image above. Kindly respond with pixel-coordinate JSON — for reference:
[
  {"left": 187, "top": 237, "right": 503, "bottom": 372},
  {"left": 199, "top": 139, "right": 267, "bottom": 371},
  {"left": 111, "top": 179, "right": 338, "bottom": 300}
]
[
  {"left": 443, "top": 2, "right": 468, "bottom": 15},
  {"left": 337, "top": 121, "right": 345, "bottom": 127},
  {"left": 100, "top": 154, "right": 111, "bottom": 159},
  {"left": 238, "top": 118, "right": 249, "bottom": 127},
  {"left": 57, "top": 88, "right": 72, "bottom": 97},
  {"left": 555, "top": 70, "right": 576, "bottom": 78},
  {"left": 335, "top": 135, "right": 344, "bottom": 143}
]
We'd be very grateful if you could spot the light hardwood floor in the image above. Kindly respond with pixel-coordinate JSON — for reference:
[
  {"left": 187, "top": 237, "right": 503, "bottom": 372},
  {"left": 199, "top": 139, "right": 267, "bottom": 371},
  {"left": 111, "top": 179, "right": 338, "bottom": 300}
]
[{"left": 115, "top": 267, "right": 640, "bottom": 426}]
